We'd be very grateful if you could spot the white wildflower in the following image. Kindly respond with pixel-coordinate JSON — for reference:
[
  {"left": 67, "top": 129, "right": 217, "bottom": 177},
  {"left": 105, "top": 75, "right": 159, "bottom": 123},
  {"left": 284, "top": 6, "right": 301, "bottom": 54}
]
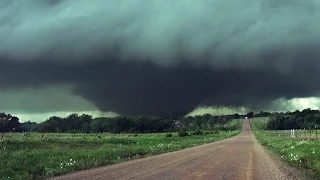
[{"left": 296, "top": 140, "right": 307, "bottom": 145}]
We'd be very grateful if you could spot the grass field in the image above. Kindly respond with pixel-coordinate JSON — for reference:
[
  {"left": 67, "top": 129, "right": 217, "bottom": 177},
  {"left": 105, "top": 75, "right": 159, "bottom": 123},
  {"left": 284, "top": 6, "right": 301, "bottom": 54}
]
[
  {"left": 251, "top": 118, "right": 320, "bottom": 179},
  {"left": 250, "top": 117, "right": 320, "bottom": 140},
  {"left": 0, "top": 129, "right": 241, "bottom": 180}
]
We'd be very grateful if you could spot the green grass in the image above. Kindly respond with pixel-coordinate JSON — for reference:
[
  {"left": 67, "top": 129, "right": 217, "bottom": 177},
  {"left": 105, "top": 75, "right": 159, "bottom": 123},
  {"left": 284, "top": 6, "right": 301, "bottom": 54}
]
[
  {"left": 228, "top": 119, "right": 242, "bottom": 126},
  {"left": 209, "top": 119, "right": 243, "bottom": 131},
  {"left": 250, "top": 117, "right": 268, "bottom": 130},
  {"left": 251, "top": 118, "right": 320, "bottom": 179},
  {"left": 0, "top": 130, "right": 240, "bottom": 180}
]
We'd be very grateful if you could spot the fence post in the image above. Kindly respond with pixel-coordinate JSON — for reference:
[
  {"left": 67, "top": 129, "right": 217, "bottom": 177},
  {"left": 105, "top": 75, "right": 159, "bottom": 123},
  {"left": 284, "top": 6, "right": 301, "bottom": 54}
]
[
  {"left": 310, "top": 130, "right": 312, "bottom": 139},
  {"left": 1, "top": 132, "right": 4, "bottom": 140},
  {"left": 292, "top": 129, "right": 295, "bottom": 138},
  {"left": 300, "top": 129, "right": 301, "bottom": 138},
  {"left": 93, "top": 132, "right": 99, "bottom": 141},
  {"left": 291, "top": 129, "right": 295, "bottom": 138},
  {"left": 41, "top": 132, "right": 45, "bottom": 140},
  {"left": 72, "top": 130, "right": 76, "bottom": 140}
]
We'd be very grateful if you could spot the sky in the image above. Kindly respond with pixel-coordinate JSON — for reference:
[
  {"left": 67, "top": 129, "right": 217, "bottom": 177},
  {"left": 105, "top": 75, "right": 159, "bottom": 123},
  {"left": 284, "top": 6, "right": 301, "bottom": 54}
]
[{"left": 1, "top": 0, "right": 320, "bottom": 122}]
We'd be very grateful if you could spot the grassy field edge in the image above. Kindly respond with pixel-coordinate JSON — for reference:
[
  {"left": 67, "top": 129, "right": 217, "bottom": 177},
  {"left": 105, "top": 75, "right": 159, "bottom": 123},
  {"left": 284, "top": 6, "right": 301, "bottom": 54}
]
[
  {"left": 250, "top": 118, "right": 320, "bottom": 179},
  {"left": 1, "top": 130, "right": 241, "bottom": 180}
]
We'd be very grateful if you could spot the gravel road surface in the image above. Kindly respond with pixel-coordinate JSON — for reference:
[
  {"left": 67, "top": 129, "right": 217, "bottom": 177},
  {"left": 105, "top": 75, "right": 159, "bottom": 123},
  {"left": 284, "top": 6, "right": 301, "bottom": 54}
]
[{"left": 51, "top": 119, "right": 300, "bottom": 180}]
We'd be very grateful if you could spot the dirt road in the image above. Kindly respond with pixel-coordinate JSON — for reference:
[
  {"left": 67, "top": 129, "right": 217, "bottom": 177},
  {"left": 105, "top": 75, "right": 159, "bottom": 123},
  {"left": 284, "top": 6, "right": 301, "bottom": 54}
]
[{"left": 52, "top": 119, "right": 298, "bottom": 180}]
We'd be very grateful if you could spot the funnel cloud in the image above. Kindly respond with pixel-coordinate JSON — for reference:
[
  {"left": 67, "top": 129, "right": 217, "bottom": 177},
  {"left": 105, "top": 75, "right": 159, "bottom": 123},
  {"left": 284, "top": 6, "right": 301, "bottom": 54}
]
[{"left": 1, "top": 0, "right": 320, "bottom": 117}]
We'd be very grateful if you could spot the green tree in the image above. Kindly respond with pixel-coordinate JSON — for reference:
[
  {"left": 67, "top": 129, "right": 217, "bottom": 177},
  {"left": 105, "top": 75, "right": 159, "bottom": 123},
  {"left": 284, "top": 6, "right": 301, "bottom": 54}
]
[
  {"left": 20, "top": 121, "right": 38, "bottom": 132},
  {"left": 81, "top": 122, "right": 91, "bottom": 133},
  {"left": 207, "top": 116, "right": 215, "bottom": 130},
  {"left": 91, "top": 118, "right": 105, "bottom": 133},
  {"left": 246, "top": 112, "right": 254, "bottom": 119},
  {"left": 39, "top": 116, "right": 62, "bottom": 132},
  {"left": 7, "top": 116, "right": 20, "bottom": 132},
  {"left": 0, "top": 118, "right": 9, "bottom": 132}
]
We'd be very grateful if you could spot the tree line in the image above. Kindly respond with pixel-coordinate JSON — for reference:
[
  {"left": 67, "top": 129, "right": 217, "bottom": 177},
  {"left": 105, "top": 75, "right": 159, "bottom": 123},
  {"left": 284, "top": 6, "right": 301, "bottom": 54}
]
[
  {"left": 0, "top": 112, "right": 245, "bottom": 133},
  {"left": 4, "top": 109, "right": 316, "bottom": 132},
  {"left": 259, "top": 109, "right": 320, "bottom": 130}
]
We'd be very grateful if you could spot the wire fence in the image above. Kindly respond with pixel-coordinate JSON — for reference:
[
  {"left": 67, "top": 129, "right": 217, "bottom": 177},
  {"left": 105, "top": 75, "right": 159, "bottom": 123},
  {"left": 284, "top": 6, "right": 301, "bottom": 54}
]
[
  {"left": 0, "top": 132, "right": 169, "bottom": 142},
  {"left": 265, "top": 129, "right": 320, "bottom": 140}
]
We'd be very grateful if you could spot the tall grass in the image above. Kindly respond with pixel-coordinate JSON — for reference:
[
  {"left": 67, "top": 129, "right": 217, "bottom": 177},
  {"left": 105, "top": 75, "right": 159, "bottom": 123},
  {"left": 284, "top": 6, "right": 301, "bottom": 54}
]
[
  {"left": 251, "top": 118, "right": 320, "bottom": 179},
  {"left": 0, "top": 130, "right": 240, "bottom": 180}
]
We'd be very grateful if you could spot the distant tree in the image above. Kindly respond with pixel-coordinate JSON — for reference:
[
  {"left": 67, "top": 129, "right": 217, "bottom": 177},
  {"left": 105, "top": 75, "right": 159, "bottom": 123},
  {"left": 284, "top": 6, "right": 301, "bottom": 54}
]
[
  {"left": 302, "top": 121, "right": 315, "bottom": 129},
  {"left": 64, "top": 114, "right": 79, "bottom": 132},
  {"left": 207, "top": 116, "right": 216, "bottom": 130},
  {"left": 134, "top": 115, "right": 150, "bottom": 133},
  {"left": 91, "top": 117, "right": 105, "bottom": 133},
  {"left": 201, "top": 114, "right": 211, "bottom": 129},
  {"left": 232, "top": 113, "right": 241, "bottom": 119},
  {"left": 301, "top": 108, "right": 313, "bottom": 116},
  {"left": 254, "top": 111, "right": 271, "bottom": 117},
  {"left": 246, "top": 112, "right": 254, "bottom": 119},
  {"left": 0, "top": 113, "right": 20, "bottom": 132},
  {"left": 152, "top": 118, "right": 172, "bottom": 132},
  {"left": 0, "top": 118, "right": 9, "bottom": 132},
  {"left": 7, "top": 116, "right": 20, "bottom": 132},
  {"left": 0, "top": 113, "right": 8, "bottom": 119},
  {"left": 44, "top": 116, "right": 65, "bottom": 132},
  {"left": 195, "top": 116, "right": 203, "bottom": 129},
  {"left": 20, "top": 121, "right": 38, "bottom": 132},
  {"left": 81, "top": 122, "right": 91, "bottom": 133}
]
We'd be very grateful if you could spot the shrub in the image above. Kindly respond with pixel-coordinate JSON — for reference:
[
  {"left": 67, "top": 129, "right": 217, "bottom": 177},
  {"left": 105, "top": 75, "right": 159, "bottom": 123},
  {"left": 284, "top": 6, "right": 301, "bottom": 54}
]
[
  {"left": 178, "top": 130, "right": 188, "bottom": 137},
  {"left": 229, "top": 125, "right": 237, "bottom": 131},
  {"left": 23, "top": 132, "right": 31, "bottom": 138},
  {"left": 165, "top": 133, "right": 173, "bottom": 137},
  {"left": 192, "top": 129, "right": 204, "bottom": 135}
]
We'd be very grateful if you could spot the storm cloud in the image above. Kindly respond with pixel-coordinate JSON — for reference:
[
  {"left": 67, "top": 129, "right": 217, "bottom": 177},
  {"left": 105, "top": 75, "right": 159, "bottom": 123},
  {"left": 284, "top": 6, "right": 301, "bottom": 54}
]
[{"left": 1, "top": 0, "right": 320, "bottom": 117}]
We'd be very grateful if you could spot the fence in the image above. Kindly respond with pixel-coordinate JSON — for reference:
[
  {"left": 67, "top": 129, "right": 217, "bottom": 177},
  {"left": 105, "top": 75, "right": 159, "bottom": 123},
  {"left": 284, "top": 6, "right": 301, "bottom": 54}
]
[
  {"left": 0, "top": 132, "right": 167, "bottom": 142},
  {"left": 265, "top": 129, "right": 320, "bottom": 140}
]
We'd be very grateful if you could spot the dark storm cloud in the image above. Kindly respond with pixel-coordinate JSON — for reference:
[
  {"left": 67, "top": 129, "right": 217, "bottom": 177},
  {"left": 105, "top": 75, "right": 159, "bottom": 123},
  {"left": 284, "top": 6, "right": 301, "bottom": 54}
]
[
  {"left": 1, "top": 53, "right": 320, "bottom": 116},
  {"left": 1, "top": 0, "right": 320, "bottom": 116}
]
